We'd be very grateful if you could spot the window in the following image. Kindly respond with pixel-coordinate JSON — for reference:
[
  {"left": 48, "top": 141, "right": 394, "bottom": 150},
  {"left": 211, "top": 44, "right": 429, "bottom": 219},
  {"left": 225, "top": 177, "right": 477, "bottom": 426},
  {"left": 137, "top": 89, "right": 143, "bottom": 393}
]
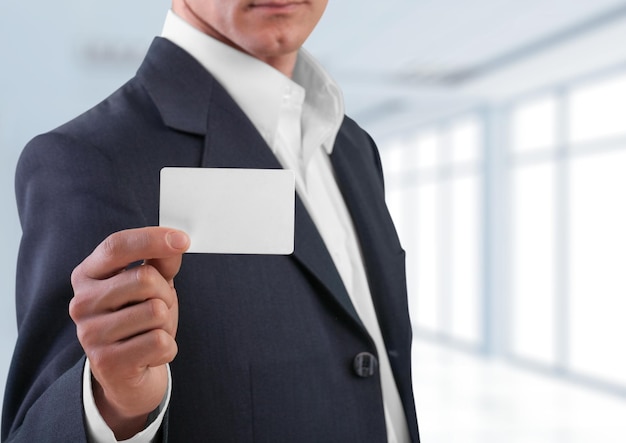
[
  {"left": 568, "top": 74, "right": 626, "bottom": 144},
  {"left": 508, "top": 71, "right": 626, "bottom": 390},
  {"left": 381, "top": 116, "right": 484, "bottom": 347},
  {"left": 508, "top": 93, "right": 560, "bottom": 366},
  {"left": 511, "top": 95, "right": 557, "bottom": 153},
  {"left": 383, "top": 67, "right": 626, "bottom": 397},
  {"left": 510, "top": 163, "right": 557, "bottom": 365},
  {"left": 569, "top": 149, "right": 626, "bottom": 386},
  {"left": 566, "top": 73, "right": 626, "bottom": 386}
]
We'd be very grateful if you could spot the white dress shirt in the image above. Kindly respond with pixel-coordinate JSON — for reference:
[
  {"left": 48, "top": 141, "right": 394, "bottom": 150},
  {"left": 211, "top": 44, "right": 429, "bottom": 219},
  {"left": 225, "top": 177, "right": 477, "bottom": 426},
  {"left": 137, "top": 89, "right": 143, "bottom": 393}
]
[{"left": 84, "top": 10, "right": 410, "bottom": 443}]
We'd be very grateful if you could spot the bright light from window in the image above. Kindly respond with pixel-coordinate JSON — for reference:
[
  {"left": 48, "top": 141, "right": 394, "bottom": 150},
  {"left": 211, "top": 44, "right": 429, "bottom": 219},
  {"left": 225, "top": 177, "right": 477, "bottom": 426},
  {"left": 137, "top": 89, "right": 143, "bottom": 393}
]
[
  {"left": 511, "top": 95, "right": 557, "bottom": 153},
  {"left": 450, "top": 176, "right": 482, "bottom": 345},
  {"left": 510, "top": 164, "right": 557, "bottom": 365},
  {"left": 383, "top": 116, "right": 483, "bottom": 345},
  {"left": 415, "top": 182, "right": 442, "bottom": 333},
  {"left": 415, "top": 131, "right": 442, "bottom": 169},
  {"left": 380, "top": 139, "right": 412, "bottom": 175},
  {"left": 387, "top": 187, "right": 420, "bottom": 327},
  {"left": 450, "top": 117, "right": 482, "bottom": 164},
  {"left": 569, "top": 74, "right": 626, "bottom": 144},
  {"left": 569, "top": 149, "right": 626, "bottom": 386}
]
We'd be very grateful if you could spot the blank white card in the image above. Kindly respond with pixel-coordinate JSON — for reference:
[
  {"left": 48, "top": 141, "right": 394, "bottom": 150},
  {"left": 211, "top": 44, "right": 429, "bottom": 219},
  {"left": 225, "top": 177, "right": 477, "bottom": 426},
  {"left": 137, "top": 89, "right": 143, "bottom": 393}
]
[{"left": 160, "top": 168, "right": 295, "bottom": 254}]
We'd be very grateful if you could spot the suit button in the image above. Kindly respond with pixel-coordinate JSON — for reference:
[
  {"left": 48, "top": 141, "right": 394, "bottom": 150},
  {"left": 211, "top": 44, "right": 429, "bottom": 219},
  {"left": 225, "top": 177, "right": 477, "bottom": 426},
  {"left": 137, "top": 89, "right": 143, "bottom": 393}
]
[{"left": 353, "top": 352, "right": 378, "bottom": 378}]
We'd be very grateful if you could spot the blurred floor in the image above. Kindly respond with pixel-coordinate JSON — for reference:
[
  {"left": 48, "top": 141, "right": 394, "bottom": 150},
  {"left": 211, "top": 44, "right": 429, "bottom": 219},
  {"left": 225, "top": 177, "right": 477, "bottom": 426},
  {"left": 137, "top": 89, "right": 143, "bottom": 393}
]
[{"left": 412, "top": 340, "right": 626, "bottom": 443}]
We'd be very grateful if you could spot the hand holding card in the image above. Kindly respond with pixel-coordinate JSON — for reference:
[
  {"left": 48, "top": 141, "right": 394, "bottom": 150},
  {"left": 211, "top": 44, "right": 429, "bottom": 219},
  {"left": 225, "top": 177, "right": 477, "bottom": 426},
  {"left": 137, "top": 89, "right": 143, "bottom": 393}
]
[{"left": 159, "top": 168, "right": 295, "bottom": 254}]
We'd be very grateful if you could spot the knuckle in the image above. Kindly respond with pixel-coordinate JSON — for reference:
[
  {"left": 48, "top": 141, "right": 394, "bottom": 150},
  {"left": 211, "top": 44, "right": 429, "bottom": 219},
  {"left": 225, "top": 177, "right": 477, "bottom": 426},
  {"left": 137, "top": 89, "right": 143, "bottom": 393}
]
[
  {"left": 68, "top": 296, "right": 81, "bottom": 321},
  {"left": 87, "top": 347, "right": 109, "bottom": 372},
  {"left": 163, "top": 341, "right": 178, "bottom": 362},
  {"left": 70, "top": 265, "right": 82, "bottom": 287},
  {"left": 101, "top": 233, "right": 122, "bottom": 260},
  {"left": 154, "top": 334, "right": 178, "bottom": 365},
  {"left": 68, "top": 293, "right": 92, "bottom": 322},
  {"left": 75, "top": 321, "right": 99, "bottom": 348},
  {"left": 150, "top": 329, "right": 172, "bottom": 350},
  {"left": 148, "top": 298, "right": 169, "bottom": 323},
  {"left": 134, "top": 264, "right": 159, "bottom": 287},
  {"left": 74, "top": 323, "right": 86, "bottom": 343}
]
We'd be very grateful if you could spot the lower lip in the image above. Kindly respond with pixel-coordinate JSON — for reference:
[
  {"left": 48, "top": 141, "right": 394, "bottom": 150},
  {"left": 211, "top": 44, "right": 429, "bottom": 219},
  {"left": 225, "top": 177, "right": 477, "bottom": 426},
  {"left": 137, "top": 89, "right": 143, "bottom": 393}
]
[{"left": 251, "top": 2, "right": 303, "bottom": 13}]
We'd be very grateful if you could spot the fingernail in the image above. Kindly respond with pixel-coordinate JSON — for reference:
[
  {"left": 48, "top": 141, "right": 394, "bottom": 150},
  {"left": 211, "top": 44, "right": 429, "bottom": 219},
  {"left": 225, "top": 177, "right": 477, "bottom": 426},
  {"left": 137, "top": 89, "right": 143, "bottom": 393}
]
[{"left": 167, "top": 231, "right": 189, "bottom": 250}]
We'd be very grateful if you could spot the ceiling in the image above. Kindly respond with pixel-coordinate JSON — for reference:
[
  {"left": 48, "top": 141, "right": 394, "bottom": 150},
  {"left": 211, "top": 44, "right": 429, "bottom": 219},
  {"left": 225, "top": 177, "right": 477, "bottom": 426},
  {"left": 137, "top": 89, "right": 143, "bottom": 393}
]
[
  {"left": 304, "top": 0, "right": 626, "bottom": 141},
  {"left": 4, "top": 0, "right": 626, "bottom": 145}
]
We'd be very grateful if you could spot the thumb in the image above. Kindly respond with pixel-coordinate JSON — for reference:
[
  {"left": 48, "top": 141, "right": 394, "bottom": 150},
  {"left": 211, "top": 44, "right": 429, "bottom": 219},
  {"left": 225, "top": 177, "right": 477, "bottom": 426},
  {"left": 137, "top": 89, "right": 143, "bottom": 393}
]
[{"left": 146, "top": 230, "right": 190, "bottom": 282}]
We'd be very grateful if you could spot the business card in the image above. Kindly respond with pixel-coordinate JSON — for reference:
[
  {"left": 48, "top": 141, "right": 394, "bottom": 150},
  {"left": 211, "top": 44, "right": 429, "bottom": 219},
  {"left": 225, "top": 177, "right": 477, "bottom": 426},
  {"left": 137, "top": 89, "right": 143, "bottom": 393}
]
[{"left": 160, "top": 167, "right": 295, "bottom": 254}]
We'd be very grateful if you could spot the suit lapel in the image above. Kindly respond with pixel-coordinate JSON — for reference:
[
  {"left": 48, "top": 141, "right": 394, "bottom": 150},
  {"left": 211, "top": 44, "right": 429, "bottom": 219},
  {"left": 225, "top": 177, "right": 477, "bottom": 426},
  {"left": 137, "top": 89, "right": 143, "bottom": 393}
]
[
  {"left": 330, "top": 123, "right": 410, "bottom": 357},
  {"left": 139, "top": 37, "right": 363, "bottom": 330},
  {"left": 292, "top": 198, "right": 363, "bottom": 328},
  {"left": 331, "top": 129, "right": 419, "bottom": 441}
]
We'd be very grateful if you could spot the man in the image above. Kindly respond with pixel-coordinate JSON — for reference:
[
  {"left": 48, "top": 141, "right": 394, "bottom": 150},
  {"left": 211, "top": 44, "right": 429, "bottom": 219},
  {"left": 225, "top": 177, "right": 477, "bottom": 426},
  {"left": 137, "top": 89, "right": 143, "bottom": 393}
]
[{"left": 2, "top": 0, "right": 419, "bottom": 441}]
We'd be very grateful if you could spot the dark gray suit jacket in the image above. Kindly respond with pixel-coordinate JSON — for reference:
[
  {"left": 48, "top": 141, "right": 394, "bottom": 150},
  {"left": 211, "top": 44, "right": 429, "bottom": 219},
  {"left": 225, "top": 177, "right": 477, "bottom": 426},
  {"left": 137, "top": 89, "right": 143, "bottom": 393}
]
[{"left": 2, "top": 38, "right": 419, "bottom": 442}]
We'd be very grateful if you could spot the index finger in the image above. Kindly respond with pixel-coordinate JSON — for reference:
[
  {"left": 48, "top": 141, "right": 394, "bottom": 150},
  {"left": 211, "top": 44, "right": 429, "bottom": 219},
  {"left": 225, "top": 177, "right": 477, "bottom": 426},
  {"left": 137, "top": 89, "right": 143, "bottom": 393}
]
[{"left": 76, "top": 227, "right": 190, "bottom": 281}]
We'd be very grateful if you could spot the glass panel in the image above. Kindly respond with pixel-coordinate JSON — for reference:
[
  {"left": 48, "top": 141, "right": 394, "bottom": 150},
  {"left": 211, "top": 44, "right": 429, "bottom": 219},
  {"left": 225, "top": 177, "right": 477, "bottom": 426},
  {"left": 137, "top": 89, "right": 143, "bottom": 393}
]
[
  {"left": 450, "top": 117, "right": 482, "bottom": 164},
  {"left": 414, "top": 183, "right": 442, "bottom": 332},
  {"left": 387, "top": 187, "right": 420, "bottom": 327},
  {"left": 385, "top": 188, "right": 407, "bottom": 245},
  {"left": 380, "top": 140, "right": 413, "bottom": 175},
  {"left": 511, "top": 95, "right": 557, "bottom": 153},
  {"left": 569, "top": 74, "right": 626, "bottom": 144},
  {"left": 510, "top": 164, "right": 556, "bottom": 365},
  {"left": 569, "top": 148, "right": 626, "bottom": 386},
  {"left": 450, "top": 175, "right": 482, "bottom": 344},
  {"left": 380, "top": 144, "right": 403, "bottom": 176},
  {"left": 415, "top": 131, "right": 442, "bottom": 169},
  {"left": 386, "top": 187, "right": 418, "bottom": 317}
]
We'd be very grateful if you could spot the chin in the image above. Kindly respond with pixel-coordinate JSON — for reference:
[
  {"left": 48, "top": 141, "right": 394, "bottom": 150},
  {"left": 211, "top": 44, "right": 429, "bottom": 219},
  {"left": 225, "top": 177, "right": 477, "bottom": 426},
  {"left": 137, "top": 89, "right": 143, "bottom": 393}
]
[{"left": 247, "top": 36, "right": 303, "bottom": 59}]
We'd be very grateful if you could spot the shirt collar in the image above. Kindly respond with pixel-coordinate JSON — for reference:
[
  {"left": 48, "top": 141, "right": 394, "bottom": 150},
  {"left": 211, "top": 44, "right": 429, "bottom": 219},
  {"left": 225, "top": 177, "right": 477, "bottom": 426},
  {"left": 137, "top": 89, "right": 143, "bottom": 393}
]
[
  {"left": 160, "top": 10, "right": 344, "bottom": 155},
  {"left": 294, "top": 49, "right": 345, "bottom": 155}
]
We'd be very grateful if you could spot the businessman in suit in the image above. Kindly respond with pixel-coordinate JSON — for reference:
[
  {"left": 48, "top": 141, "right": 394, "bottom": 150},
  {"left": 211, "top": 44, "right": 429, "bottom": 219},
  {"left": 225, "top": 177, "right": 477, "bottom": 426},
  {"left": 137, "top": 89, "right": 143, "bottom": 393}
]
[{"left": 2, "top": 0, "right": 420, "bottom": 441}]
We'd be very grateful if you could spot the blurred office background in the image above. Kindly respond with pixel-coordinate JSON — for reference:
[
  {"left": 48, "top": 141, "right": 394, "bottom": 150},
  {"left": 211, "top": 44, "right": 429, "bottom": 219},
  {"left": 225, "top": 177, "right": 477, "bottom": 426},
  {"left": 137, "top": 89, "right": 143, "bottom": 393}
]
[{"left": 2, "top": 1, "right": 626, "bottom": 441}]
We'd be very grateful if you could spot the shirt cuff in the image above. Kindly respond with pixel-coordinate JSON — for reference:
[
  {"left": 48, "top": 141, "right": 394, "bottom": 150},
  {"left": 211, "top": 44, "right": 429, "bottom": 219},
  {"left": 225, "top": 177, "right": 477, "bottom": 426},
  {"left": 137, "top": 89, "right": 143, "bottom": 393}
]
[{"left": 82, "top": 358, "right": 171, "bottom": 443}]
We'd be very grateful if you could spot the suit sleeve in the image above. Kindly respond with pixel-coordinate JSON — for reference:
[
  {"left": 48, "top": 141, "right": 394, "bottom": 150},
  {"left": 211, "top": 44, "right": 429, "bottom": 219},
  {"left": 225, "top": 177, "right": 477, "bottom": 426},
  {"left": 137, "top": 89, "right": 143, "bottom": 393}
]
[{"left": 1, "top": 131, "right": 152, "bottom": 441}]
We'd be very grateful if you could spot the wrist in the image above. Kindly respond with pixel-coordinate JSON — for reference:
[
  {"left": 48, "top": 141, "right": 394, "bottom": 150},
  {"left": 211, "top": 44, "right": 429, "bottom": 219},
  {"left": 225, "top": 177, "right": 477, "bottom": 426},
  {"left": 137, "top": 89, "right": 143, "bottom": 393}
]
[
  {"left": 92, "top": 376, "right": 151, "bottom": 440},
  {"left": 83, "top": 359, "right": 171, "bottom": 443}
]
